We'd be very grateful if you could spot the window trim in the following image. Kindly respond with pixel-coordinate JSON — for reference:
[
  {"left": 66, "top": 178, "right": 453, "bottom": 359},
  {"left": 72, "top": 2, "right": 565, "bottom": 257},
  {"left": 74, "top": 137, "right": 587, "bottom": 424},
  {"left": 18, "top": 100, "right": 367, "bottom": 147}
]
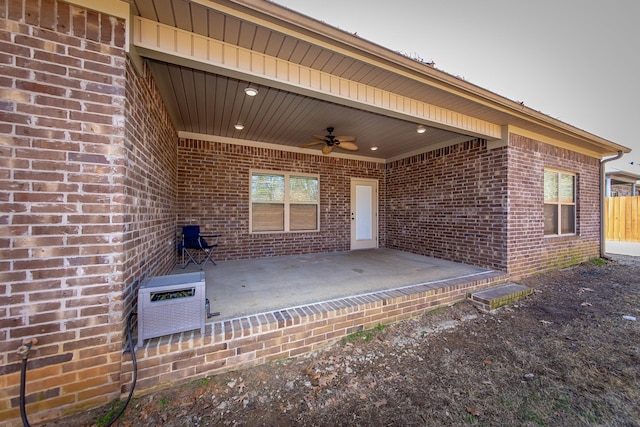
[
  {"left": 543, "top": 168, "right": 576, "bottom": 237},
  {"left": 250, "top": 169, "right": 320, "bottom": 234}
]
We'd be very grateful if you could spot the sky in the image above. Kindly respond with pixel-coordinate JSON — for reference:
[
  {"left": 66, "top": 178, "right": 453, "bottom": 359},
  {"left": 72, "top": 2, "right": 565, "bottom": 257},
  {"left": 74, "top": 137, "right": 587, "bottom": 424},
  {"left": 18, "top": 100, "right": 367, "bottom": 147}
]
[{"left": 274, "top": 0, "right": 640, "bottom": 173}]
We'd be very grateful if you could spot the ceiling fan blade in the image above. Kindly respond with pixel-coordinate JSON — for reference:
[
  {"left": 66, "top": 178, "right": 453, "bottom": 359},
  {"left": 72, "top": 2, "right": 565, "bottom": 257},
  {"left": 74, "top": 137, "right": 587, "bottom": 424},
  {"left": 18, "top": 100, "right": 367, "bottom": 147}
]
[
  {"left": 300, "top": 141, "right": 325, "bottom": 148},
  {"left": 335, "top": 136, "right": 356, "bottom": 142},
  {"left": 322, "top": 144, "right": 334, "bottom": 155},
  {"left": 336, "top": 141, "right": 358, "bottom": 151}
]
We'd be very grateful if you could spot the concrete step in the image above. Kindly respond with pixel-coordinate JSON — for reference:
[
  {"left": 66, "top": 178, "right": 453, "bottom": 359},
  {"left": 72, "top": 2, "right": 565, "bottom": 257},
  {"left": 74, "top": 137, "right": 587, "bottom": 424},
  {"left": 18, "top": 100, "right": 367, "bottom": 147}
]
[{"left": 469, "top": 283, "right": 532, "bottom": 313}]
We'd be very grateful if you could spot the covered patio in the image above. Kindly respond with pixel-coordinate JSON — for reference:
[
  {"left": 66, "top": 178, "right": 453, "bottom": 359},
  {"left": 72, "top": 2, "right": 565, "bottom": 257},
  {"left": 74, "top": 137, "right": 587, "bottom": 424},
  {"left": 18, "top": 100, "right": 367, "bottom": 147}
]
[
  {"left": 3, "top": 1, "right": 630, "bottom": 424},
  {"left": 173, "top": 249, "right": 506, "bottom": 322},
  {"left": 126, "top": 248, "right": 507, "bottom": 406}
]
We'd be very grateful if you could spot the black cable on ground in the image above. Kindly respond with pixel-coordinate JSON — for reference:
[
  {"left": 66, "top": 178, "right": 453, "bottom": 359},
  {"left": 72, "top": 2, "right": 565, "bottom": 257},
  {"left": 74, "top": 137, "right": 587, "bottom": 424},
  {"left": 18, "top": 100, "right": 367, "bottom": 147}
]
[
  {"left": 106, "top": 312, "right": 138, "bottom": 427},
  {"left": 20, "top": 357, "right": 31, "bottom": 427}
]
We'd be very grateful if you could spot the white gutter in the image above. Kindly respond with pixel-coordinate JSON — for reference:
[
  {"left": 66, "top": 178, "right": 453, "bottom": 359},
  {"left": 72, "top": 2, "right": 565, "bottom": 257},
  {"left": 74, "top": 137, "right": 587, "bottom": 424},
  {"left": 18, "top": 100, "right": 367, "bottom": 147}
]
[{"left": 600, "top": 151, "right": 625, "bottom": 258}]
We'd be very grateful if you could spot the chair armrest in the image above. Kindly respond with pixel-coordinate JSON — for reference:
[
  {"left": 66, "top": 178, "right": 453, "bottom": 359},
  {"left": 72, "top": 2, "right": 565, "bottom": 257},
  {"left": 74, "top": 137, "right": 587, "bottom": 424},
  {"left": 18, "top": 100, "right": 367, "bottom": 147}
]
[{"left": 199, "top": 234, "right": 220, "bottom": 245}]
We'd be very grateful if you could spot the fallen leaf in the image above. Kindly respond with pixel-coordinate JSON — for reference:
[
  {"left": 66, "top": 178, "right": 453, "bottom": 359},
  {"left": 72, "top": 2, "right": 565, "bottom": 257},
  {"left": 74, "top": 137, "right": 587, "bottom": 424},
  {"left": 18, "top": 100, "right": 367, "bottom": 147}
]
[
  {"left": 466, "top": 406, "right": 481, "bottom": 417},
  {"left": 580, "top": 302, "right": 592, "bottom": 307},
  {"left": 482, "top": 359, "right": 492, "bottom": 365},
  {"left": 374, "top": 399, "right": 387, "bottom": 408},
  {"left": 319, "top": 372, "right": 338, "bottom": 387}
]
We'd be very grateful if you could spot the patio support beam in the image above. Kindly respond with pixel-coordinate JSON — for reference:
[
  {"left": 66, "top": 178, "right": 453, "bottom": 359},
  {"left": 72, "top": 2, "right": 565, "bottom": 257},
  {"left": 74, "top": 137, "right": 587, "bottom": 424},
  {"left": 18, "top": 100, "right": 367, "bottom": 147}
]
[{"left": 132, "top": 16, "right": 502, "bottom": 141}]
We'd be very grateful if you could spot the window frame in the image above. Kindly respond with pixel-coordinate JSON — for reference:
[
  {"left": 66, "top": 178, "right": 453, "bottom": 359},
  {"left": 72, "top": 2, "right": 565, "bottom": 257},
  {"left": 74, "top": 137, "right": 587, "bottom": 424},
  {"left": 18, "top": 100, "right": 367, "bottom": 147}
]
[
  {"left": 250, "top": 169, "right": 320, "bottom": 234},
  {"left": 543, "top": 168, "right": 576, "bottom": 237}
]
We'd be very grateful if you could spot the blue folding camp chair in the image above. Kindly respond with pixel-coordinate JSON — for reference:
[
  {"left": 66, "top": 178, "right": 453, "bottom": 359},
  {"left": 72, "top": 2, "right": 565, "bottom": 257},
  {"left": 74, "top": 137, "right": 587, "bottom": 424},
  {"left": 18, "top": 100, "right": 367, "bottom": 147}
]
[{"left": 178, "top": 225, "right": 219, "bottom": 270}]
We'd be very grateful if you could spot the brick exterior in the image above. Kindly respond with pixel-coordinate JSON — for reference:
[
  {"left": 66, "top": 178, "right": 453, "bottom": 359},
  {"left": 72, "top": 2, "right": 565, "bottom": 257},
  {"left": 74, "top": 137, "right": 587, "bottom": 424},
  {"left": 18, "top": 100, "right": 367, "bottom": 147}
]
[
  {"left": 385, "top": 139, "right": 508, "bottom": 271},
  {"left": 123, "top": 58, "right": 178, "bottom": 316},
  {"left": 177, "top": 139, "right": 385, "bottom": 260},
  {"left": 506, "top": 134, "right": 601, "bottom": 278},
  {"left": 384, "top": 135, "right": 602, "bottom": 279},
  {"left": 610, "top": 184, "right": 637, "bottom": 197},
  {"left": 0, "top": 0, "right": 126, "bottom": 423},
  {"left": 0, "top": 1, "right": 607, "bottom": 425},
  {"left": 0, "top": 1, "right": 177, "bottom": 425}
]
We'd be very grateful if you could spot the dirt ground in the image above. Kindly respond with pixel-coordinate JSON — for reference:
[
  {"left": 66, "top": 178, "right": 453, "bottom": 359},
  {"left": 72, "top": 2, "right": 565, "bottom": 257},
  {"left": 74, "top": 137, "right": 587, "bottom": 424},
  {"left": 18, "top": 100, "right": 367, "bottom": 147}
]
[{"left": 46, "top": 254, "right": 640, "bottom": 427}]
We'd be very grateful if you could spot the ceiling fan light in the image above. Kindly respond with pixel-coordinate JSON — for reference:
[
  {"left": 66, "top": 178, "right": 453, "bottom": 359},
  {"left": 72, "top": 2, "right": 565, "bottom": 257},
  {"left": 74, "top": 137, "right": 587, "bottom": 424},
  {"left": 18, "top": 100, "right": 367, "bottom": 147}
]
[
  {"left": 244, "top": 87, "right": 259, "bottom": 97},
  {"left": 234, "top": 123, "right": 244, "bottom": 130},
  {"left": 416, "top": 125, "right": 427, "bottom": 134}
]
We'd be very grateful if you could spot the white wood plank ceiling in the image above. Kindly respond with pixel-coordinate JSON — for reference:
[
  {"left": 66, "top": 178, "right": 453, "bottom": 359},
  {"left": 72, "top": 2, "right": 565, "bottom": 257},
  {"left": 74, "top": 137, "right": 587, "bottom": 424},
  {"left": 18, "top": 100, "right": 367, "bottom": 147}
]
[{"left": 146, "top": 61, "right": 470, "bottom": 158}]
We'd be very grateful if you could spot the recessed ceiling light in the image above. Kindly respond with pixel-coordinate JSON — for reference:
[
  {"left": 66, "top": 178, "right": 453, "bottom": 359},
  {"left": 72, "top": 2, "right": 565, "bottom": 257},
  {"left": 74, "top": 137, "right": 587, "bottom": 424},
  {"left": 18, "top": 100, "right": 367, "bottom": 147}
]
[
  {"left": 244, "top": 87, "right": 258, "bottom": 97},
  {"left": 234, "top": 124, "right": 244, "bottom": 130},
  {"left": 416, "top": 125, "right": 427, "bottom": 134},
  {"left": 370, "top": 146, "right": 378, "bottom": 151}
]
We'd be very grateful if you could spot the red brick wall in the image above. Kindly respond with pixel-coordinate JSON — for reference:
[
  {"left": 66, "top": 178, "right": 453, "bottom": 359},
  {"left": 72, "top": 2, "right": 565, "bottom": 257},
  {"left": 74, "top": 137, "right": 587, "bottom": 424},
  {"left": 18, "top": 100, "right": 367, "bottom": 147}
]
[
  {"left": 0, "top": 1, "right": 127, "bottom": 424},
  {"left": 506, "top": 133, "right": 601, "bottom": 278},
  {"left": 384, "top": 135, "right": 601, "bottom": 278},
  {"left": 177, "top": 139, "right": 385, "bottom": 260},
  {"left": 0, "top": 1, "right": 178, "bottom": 425},
  {"left": 123, "top": 60, "right": 178, "bottom": 314},
  {"left": 610, "top": 184, "right": 637, "bottom": 197},
  {"left": 385, "top": 139, "right": 508, "bottom": 271}
]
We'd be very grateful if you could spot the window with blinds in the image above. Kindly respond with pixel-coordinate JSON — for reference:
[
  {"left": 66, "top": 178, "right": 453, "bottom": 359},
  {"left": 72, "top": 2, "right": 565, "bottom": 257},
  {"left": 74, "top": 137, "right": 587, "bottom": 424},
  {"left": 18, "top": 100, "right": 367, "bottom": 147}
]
[
  {"left": 544, "top": 169, "right": 576, "bottom": 236},
  {"left": 250, "top": 171, "right": 319, "bottom": 233}
]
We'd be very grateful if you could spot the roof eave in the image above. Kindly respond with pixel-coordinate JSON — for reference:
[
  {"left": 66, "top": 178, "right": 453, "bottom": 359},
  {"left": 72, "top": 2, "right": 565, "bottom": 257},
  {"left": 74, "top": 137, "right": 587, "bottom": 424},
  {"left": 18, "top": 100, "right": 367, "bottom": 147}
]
[{"left": 228, "top": 0, "right": 630, "bottom": 157}]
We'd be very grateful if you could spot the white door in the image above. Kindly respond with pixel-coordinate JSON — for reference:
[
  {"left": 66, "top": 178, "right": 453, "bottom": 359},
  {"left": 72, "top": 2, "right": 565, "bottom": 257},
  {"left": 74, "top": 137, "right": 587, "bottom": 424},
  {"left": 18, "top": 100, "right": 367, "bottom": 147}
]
[{"left": 350, "top": 178, "right": 378, "bottom": 250}]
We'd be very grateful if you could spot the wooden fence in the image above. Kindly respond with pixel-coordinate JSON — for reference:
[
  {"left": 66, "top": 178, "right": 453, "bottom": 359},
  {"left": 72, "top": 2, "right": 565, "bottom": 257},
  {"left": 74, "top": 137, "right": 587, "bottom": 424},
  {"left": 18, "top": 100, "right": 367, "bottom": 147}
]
[{"left": 605, "top": 196, "right": 640, "bottom": 242}]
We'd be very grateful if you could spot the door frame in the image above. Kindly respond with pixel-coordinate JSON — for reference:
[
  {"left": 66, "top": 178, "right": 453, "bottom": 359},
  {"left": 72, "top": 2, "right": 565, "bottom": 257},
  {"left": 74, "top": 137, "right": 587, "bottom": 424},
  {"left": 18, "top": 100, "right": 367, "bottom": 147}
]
[{"left": 350, "top": 177, "right": 379, "bottom": 250}]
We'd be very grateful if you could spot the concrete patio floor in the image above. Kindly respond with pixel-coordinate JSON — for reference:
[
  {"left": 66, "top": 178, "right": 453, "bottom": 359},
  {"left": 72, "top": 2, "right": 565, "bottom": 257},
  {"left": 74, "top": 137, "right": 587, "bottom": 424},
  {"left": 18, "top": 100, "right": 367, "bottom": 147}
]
[{"left": 172, "top": 248, "right": 499, "bottom": 321}]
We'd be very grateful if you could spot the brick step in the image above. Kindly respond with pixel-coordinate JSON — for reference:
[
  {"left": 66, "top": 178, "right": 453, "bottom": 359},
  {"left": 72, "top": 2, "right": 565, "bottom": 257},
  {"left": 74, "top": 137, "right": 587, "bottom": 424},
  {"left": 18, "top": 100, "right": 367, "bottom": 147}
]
[{"left": 469, "top": 283, "right": 532, "bottom": 313}]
